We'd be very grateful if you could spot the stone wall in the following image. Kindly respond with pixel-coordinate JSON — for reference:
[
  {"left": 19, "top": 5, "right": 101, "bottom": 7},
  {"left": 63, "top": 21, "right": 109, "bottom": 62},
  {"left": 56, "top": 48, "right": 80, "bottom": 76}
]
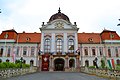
[
  {"left": 81, "top": 67, "right": 120, "bottom": 79},
  {"left": 0, "top": 67, "right": 37, "bottom": 79}
]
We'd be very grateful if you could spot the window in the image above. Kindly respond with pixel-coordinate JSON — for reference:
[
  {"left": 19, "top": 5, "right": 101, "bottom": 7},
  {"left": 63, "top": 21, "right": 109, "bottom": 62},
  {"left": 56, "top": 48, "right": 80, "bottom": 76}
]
[
  {"left": 116, "top": 59, "right": 120, "bottom": 65},
  {"left": 7, "top": 46, "right": 11, "bottom": 57},
  {"left": 115, "top": 47, "right": 119, "bottom": 57},
  {"left": 0, "top": 47, "right": 3, "bottom": 57},
  {"left": 84, "top": 47, "right": 88, "bottom": 56},
  {"left": 17, "top": 47, "right": 19, "bottom": 55},
  {"left": 23, "top": 47, "right": 27, "bottom": 56},
  {"left": 44, "top": 38, "right": 51, "bottom": 53},
  {"left": 56, "top": 38, "right": 62, "bottom": 52},
  {"left": 68, "top": 39, "right": 74, "bottom": 53},
  {"left": 23, "top": 60, "right": 26, "bottom": 64},
  {"left": 31, "top": 47, "right": 35, "bottom": 56},
  {"left": 92, "top": 48, "right": 96, "bottom": 56},
  {"left": 6, "top": 59, "right": 9, "bottom": 62},
  {"left": 0, "top": 59, "right": 2, "bottom": 63},
  {"left": 108, "top": 48, "right": 111, "bottom": 57},
  {"left": 99, "top": 47, "right": 103, "bottom": 56}
]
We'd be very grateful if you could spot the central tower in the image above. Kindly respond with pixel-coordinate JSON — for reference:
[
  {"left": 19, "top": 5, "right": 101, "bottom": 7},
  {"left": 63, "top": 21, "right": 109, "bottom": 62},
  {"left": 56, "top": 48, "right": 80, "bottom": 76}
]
[{"left": 39, "top": 8, "right": 80, "bottom": 71}]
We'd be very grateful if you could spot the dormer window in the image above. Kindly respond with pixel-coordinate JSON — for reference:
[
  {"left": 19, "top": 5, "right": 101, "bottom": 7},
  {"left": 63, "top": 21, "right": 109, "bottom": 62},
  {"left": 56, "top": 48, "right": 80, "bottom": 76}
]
[
  {"left": 26, "top": 37, "right": 31, "bottom": 42},
  {"left": 110, "top": 34, "right": 114, "bottom": 38},
  {"left": 88, "top": 38, "right": 93, "bottom": 42}
]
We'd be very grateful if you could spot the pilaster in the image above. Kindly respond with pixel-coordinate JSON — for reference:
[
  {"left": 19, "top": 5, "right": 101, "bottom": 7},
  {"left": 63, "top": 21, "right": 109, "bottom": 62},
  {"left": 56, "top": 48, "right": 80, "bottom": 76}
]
[
  {"left": 40, "top": 33, "right": 44, "bottom": 53},
  {"left": 64, "top": 33, "right": 67, "bottom": 53},
  {"left": 51, "top": 33, "right": 55, "bottom": 53}
]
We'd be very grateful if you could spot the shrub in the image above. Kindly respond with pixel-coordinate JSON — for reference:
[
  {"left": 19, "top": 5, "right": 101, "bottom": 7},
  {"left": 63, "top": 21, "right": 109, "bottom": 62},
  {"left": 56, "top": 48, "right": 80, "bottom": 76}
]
[
  {"left": 116, "top": 64, "right": 120, "bottom": 70},
  {"left": 9, "top": 63, "right": 16, "bottom": 68},
  {"left": 101, "top": 60, "right": 105, "bottom": 69},
  {"left": 0, "top": 63, "right": 6, "bottom": 68},
  {"left": 0, "top": 62, "right": 30, "bottom": 69},
  {"left": 89, "top": 66, "right": 96, "bottom": 68}
]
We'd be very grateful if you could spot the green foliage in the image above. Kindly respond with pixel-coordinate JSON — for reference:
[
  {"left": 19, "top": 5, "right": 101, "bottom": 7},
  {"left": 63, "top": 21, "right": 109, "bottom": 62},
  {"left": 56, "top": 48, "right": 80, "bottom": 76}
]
[
  {"left": 0, "top": 63, "right": 6, "bottom": 68},
  {"left": 0, "top": 62, "right": 30, "bottom": 69},
  {"left": 89, "top": 66, "right": 96, "bottom": 68},
  {"left": 15, "top": 60, "right": 21, "bottom": 64},
  {"left": 116, "top": 64, "right": 120, "bottom": 70},
  {"left": 101, "top": 60, "right": 105, "bottom": 69}
]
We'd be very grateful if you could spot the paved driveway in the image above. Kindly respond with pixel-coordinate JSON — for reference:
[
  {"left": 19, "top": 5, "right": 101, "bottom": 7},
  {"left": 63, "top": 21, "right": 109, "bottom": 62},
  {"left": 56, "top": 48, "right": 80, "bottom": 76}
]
[{"left": 6, "top": 72, "right": 108, "bottom": 80}]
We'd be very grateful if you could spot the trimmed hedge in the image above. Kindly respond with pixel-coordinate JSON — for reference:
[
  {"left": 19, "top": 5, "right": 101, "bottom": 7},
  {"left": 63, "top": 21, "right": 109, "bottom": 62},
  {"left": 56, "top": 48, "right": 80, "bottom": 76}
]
[{"left": 0, "top": 62, "right": 30, "bottom": 69}]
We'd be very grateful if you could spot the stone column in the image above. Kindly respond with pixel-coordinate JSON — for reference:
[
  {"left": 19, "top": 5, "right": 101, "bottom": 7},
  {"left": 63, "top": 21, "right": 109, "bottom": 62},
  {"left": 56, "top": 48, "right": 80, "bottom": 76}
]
[
  {"left": 49, "top": 55, "right": 54, "bottom": 71},
  {"left": 65, "top": 55, "right": 69, "bottom": 72}
]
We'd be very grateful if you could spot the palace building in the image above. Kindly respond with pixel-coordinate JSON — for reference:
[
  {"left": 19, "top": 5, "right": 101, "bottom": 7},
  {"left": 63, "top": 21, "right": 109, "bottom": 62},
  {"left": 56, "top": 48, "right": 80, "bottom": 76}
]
[{"left": 0, "top": 8, "right": 120, "bottom": 71}]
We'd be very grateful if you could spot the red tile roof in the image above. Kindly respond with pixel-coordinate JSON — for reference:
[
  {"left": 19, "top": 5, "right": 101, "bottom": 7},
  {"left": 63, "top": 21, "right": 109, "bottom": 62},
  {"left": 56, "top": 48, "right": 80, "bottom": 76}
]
[
  {"left": 0, "top": 29, "right": 41, "bottom": 43},
  {"left": 78, "top": 33, "right": 101, "bottom": 44},
  {"left": 18, "top": 33, "right": 41, "bottom": 43},
  {"left": 100, "top": 29, "right": 120, "bottom": 40},
  {"left": 0, "top": 29, "right": 17, "bottom": 40}
]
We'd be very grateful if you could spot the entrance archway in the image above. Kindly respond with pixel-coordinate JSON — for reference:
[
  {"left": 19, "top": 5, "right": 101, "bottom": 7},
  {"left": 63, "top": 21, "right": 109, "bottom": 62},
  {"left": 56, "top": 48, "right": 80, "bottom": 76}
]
[{"left": 54, "top": 58, "right": 65, "bottom": 71}]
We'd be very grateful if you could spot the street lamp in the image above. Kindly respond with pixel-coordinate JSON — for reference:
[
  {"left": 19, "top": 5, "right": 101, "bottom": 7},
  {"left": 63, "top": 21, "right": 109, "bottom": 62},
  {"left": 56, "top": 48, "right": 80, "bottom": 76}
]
[
  {"left": 20, "top": 57, "right": 23, "bottom": 68},
  {"left": 117, "top": 19, "right": 120, "bottom": 26}
]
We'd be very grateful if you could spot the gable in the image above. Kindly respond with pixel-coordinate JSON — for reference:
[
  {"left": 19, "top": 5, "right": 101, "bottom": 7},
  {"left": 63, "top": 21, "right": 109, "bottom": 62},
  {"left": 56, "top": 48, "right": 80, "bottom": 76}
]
[{"left": 41, "top": 19, "right": 77, "bottom": 30}]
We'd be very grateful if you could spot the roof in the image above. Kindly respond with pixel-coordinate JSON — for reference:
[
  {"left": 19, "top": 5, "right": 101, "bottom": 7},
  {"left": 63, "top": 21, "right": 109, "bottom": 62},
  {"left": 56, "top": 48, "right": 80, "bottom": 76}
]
[
  {"left": 0, "top": 29, "right": 18, "bottom": 40},
  {"left": 100, "top": 29, "right": 120, "bottom": 40},
  {"left": 0, "top": 29, "right": 41, "bottom": 43},
  {"left": 78, "top": 33, "right": 101, "bottom": 44},
  {"left": 18, "top": 33, "right": 41, "bottom": 43},
  {"left": 49, "top": 8, "right": 70, "bottom": 22}
]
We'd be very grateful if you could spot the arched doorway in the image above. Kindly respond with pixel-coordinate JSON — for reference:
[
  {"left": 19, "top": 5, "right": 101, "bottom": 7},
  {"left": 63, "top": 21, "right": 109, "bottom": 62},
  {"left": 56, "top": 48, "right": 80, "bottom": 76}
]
[
  {"left": 69, "top": 59, "right": 75, "bottom": 68},
  {"left": 85, "top": 60, "right": 89, "bottom": 67},
  {"left": 54, "top": 58, "right": 65, "bottom": 71},
  {"left": 30, "top": 60, "right": 34, "bottom": 67}
]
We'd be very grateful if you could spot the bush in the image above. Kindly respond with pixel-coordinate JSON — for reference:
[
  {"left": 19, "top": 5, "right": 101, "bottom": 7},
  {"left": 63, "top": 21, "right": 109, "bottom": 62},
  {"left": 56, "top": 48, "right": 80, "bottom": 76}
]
[
  {"left": 0, "top": 62, "right": 30, "bottom": 69},
  {"left": 116, "top": 64, "right": 120, "bottom": 70},
  {"left": 0, "top": 63, "right": 6, "bottom": 68},
  {"left": 89, "top": 66, "right": 96, "bottom": 68},
  {"left": 22, "top": 64, "right": 30, "bottom": 68}
]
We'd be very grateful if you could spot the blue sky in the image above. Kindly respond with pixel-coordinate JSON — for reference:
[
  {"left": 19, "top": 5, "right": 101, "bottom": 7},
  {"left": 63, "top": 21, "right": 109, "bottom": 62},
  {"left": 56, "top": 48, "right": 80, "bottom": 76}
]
[{"left": 0, "top": 0, "right": 120, "bottom": 34}]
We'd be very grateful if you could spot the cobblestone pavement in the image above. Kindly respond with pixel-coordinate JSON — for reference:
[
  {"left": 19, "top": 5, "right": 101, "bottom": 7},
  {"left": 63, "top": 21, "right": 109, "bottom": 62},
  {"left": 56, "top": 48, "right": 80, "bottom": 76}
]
[{"left": 6, "top": 72, "right": 109, "bottom": 80}]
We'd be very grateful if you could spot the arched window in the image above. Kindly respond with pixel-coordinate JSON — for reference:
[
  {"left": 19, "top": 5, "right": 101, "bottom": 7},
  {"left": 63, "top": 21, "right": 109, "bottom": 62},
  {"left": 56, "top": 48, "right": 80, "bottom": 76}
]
[
  {"left": 68, "top": 39, "right": 74, "bottom": 53},
  {"left": 108, "top": 48, "right": 111, "bottom": 57},
  {"left": 56, "top": 38, "right": 62, "bottom": 53},
  {"left": 116, "top": 59, "right": 120, "bottom": 65},
  {"left": 23, "top": 60, "right": 26, "bottom": 64},
  {"left": 0, "top": 59, "right": 2, "bottom": 63},
  {"left": 6, "top": 59, "right": 9, "bottom": 62},
  {"left": 0, "top": 48, "right": 3, "bottom": 57},
  {"left": 85, "top": 60, "right": 89, "bottom": 67},
  {"left": 44, "top": 38, "right": 51, "bottom": 53}
]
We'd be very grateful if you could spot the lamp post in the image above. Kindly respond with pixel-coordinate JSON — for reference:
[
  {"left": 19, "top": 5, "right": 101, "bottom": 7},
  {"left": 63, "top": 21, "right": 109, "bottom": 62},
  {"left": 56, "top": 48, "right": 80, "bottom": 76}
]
[{"left": 20, "top": 57, "right": 23, "bottom": 68}]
